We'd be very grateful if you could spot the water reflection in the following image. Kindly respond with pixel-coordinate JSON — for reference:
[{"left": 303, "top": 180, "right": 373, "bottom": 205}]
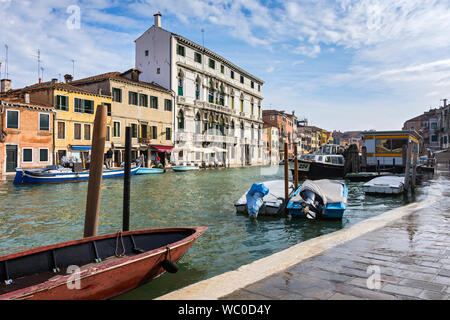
[{"left": 0, "top": 166, "right": 416, "bottom": 299}]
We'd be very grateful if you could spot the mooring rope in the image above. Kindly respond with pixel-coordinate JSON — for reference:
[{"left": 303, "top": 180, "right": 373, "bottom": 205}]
[{"left": 115, "top": 230, "right": 126, "bottom": 257}]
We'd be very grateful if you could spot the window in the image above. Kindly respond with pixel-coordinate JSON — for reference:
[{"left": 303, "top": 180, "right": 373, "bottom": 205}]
[
  {"left": 84, "top": 100, "right": 94, "bottom": 114},
  {"left": 84, "top": 124, "right": 91, "bottom": 140},
  {"left": 150, "top": 126, "right": 157, "bottom": 139},
  {"left": 177, "top": 111, "right": 185, "bottom": 131},
  {"left": 431, "top": 135, "right": 438, "bottom": 142},
  {"left": 103, "top": 102, "right": 111, "bottom": 116},
  {"left": 106, "top": 125, "right": 110, "bottom": 141},
  {"left": 194, "top": 52, "right": 202, "bottom": 63},
  {"left": 22, "top": 148, "right": 33, "bottom": 163},
  {"left": 39, "top": 113, "right": 50, "bottom": 131},
  {"left": 145, "top": 50, "right": 149, "bottom": 56},
  {"left": 240, "top": 99, "right": 244, "bottom": 113},
  {"left": 165, "top": 127, "right": 172, "bottom": 140},
  {"left": 208, "top": 87, "right": 214, "bottom": 103},
  {"left": 258, "top": 105, "right": 261, "bottom": 118},
  {"left": 209, "top": 58, "right": 215, "bottom": 69},
  {"left": 131, "top": 123, "right": 138, "bottom": 138},
  {"left": 240, "top": 75, "right": 244, "bottom": 84},
  {"left": 251, "top": 103, "right": 254, "bottom": 115},
  {"left": 251, "top": 81, "right": 254, "bottom": 89},
  {"left": 150, "top": 96, "right": 158, "bottom": 109},
  {"left": 157, "top": 68, "right": 160, "bottom": 74},
  {"left": 220, "top": 65, "right": 224, "bottom": 73},
  {"left": 140, "top": 124, "right": 147, "bottom": 138},
  {"left": 113, "top": 121, "right": 120, "bottom": 137},
  {"left": 391, "top": 139, "right": 408, "bottom": 152},
  {"left": 74, "top": 123, "right": 82, "bottom": 140},
  {"left": 139, "top": 94, "right": 148, "bottom": 107},
  {"left": 6, "top": 110, "right": 19, "bottom": 129},
  {"left": 258, "top": 84, "right": 260, "bottom": 91},
  {"left": 74, "top": 98, "right": 93, "bottom": 114},
  {"left": 112, "top": 88, "right": 122, "bottom": 102},
  {"left": 164, "top": 99, "right": 172, "bottom": 111},
  {"left": 231, "top": 96, "right": 234, "bottom": 109},
  {"left": 431, "top": 122, "right": 437, "bottom": 129},
  {"left": 56, "top": 95, "right": 69, "bottom": 111},
  {"left": 230, "top": 70, "right": 235, "bottom": 79},
  {"left": 195, "top": 82, "right": 200, "bottom": 99},
  {"left": 178, "top": 78, "right": 183, "bottom": 96},
  {"left": 177, "top": 44, "right": 185, "bottom": 56},
  {"left": 57, "top": 122, "right": 65, "bottom": 140},
  {"left": 39, "top": 149, "right": 49, "bottom": 162},
  {"left": 129, "top": 91, "right": 138, "bottom": 105}
]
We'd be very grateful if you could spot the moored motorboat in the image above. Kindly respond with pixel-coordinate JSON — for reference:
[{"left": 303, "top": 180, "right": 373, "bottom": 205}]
[
  {"left": 287, "top": 179, "right": 348, "bottom": 219},
  {"left": 363, "top": 176, "right": 405, "bottom": 195},
  {"left": 0, "top": 227, "right": 207, "bottom": 300},
  {"left": 136, "top": 167, "right": 165, "bottom": 175},
  {"left": 13, "top": 164, "right": 141, "bottom": 185},
  {"left": 345, "top": 171, "right": 390, "bottom": 182},
  {"left": 234, "top": 180, "right": 295, "bottom": 217},
  {"left": 172, "top": 166, "right": 200, "bottom": 172}
]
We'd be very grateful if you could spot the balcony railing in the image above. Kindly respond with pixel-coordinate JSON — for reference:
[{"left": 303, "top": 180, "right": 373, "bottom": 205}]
[{"left": 138, "top": 137, "right": 151, "bottom": 144}]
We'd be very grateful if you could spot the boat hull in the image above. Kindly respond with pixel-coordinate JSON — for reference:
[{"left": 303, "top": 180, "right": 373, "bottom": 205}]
[
  {"left": 13, "top": 165, "right": 140, "bottom": 185},
  {"left": 172, "top": 166, "right": 200, "bottom": 172},
  {"left": 0, "top": 227, "right": 207, "bottom": 300},
  {"left": 292, "top": 160, "right": 344, "bottom": 180},
  {"left": 136, "top": 168, "right": 165, "bottom": 175}
]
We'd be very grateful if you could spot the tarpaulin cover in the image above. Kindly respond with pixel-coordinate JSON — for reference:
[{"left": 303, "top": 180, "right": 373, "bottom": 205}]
[{"left": 246, "top": 183, "right": 270, "bottom": 217}]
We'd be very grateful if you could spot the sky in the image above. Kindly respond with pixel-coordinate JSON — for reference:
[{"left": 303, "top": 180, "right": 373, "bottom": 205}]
[{"left": 1, "top": 0, "right": 450, "bottom": 132}]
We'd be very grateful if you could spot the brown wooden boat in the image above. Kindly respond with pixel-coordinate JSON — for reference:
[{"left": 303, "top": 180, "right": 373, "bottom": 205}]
[{"left": 0, "top": 226, "right": 207, "bottom": 300}]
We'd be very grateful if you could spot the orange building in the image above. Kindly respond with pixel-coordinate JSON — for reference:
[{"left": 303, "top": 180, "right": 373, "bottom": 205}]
[
  {"left": 262, "top": 109, "right": 297, "bottom": 158},
  {"left": 0, "top": 98, "right": 54, "bottom": 175}
]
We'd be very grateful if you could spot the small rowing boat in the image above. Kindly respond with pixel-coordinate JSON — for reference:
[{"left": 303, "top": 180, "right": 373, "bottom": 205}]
[
  {"left": 172, "top": 166, "right": 200, "bottom": 172},
  {"left": 13, "top": 164, "right": 141, "bottom": 185},
  {"left": 287, "top": 179, "right": 348, "bottom": 219},
  {"left": 136, "top": 167, "right": 165, "bottom": 175},
  {"left": 363, "top": 176, "right": 405, "bottom": 195}
]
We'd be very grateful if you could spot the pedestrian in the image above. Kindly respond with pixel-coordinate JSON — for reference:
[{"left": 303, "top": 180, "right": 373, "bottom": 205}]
[{"left": 106, "top": 148, "right": 113, "bottom": 168}]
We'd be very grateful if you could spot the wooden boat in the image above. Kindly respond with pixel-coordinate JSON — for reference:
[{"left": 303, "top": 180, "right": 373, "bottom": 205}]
[
  {"left": 172, "top": 166, "right": 200, "bottom": 172},
  {"left": 13, "top": 164, "right": 140, "bottom": 185},
  {"left": 234, "top": 180, "right": 294, "bottom": 217},
  {"left": 287, "top": 179, "right": 348, "bottom": 219},
  {"left": 136, "top": 167, "right": 165, "bottom": 175},
  {"left": 345, "top": 172, "right": 390, "bottom": 182},
  {"left": 0, "top": 226, "right": 207, "bottom": 300},
  {"left": 363, "top": 176, "right": 405, "bottom": 195}
]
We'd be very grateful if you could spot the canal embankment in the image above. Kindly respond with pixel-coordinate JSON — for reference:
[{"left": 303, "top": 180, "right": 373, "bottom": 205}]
[{"left": 157, "top": 169, "right": 449, "bottom": 300}]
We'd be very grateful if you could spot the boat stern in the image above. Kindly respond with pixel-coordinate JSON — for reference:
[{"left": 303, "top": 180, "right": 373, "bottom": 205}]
[{"left": 13, "top": 169, "right": 24, "bottom": 185}]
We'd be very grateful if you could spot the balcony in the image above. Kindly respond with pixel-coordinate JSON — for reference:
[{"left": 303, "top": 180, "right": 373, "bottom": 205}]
[
  {"left": 177, "top": 96, "right": 186, "bottom": 104},
  {"left": 138, "top": 137, "right": 151, "bottom": 144},
  {"left": 194, "top": 100, "right": 232, "bottom": 115},
  {"left": 175, "top": 132, "right": 190, "bottom": 142}
]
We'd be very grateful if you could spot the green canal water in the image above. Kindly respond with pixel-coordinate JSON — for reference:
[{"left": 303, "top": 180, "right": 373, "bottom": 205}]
[{"left": 0, "top": 166, "right": 420, "bottom": 299}]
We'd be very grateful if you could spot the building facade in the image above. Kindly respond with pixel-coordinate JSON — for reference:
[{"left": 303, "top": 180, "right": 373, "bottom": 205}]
[
  {"left": 71, "top": 69, "right": 173, "bottom": 167},
  {"left": 135, "top": 13, "right": 265, "bottom": 167},
  {"left": 297, "top": 125, "right": 322, "bottom": 154},
  {"left": 2, "top": 79, "right": 112, "bottom": 164},
  {"left": 263, "top": 124, "right": 280, "bottom": 165},
  {"left": 262, "top": 110, "right": 297, "bottom": 158},
  {"left": 0, "top": 98, "right": 54, "bottom": 175}
]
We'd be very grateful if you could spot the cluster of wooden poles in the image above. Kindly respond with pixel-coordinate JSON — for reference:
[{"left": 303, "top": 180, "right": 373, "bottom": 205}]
[
  {"left": 83, "top": 104, "right": 132, "bottom": 238},
  {"left": 284, "top": 142, "right": 299, "bottom": 204}
]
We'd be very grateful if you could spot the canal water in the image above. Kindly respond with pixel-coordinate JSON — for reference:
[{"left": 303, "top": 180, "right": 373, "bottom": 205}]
[{"left": 0, "top": 166, "right": 420, "bottom": 299}]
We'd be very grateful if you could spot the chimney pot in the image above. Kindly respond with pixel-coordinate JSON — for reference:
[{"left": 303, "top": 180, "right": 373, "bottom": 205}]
[
  {"left": 51, "top": 78, "right": 58, "bottom": 84},
  {"left": 64, "top": 74, "right": 73, "bottom": 83},
  {"left": 0, "top": 79, "right": 11, "bottom": 93},
  {"left": 154, "top": 12, "right": 162, "bottom": 28},
  {"left": 24, "top": 93, "right": 30, "bottom": 104}
]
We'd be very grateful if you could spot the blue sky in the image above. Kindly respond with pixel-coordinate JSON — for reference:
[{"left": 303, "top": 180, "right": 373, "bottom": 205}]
[{"left": 1, "top": 0, "right": 450, "bottom": 131}]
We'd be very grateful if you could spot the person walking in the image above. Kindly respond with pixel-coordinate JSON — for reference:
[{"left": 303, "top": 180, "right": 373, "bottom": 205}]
[{"left": 105, "top": 148, "right": 113, "bottom": 168}]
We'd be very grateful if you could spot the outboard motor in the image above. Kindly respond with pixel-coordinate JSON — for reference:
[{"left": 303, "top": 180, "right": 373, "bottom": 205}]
[{"left": 300, "top": 189, "right": 323, "bottom": 219}]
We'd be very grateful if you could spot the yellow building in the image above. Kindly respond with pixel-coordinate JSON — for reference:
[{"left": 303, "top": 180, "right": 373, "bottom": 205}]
[
  {"left": 71, "top": 69, "right": 173, "bottom": 167},
  {"left": 4, "top": 79, "right": 112, "bottom": 163}
]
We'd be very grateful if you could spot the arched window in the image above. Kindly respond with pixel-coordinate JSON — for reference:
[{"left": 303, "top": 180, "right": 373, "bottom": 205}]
[
  {"left": 219, "top": 85, "right": 224, "bottom": 106},
  {"left": 195, "top": 77, "right": 201, "bottom": 100},
  {"left": 231, "top": 120, "right": 235, "bottom": 136},
  {"left": 208, "top": 81, "right": 214, "bottom": 103},
  {"left": 177, "top": 110, "right": 185, "bottom": 131},
  {"left": 178, "top": 70, "right": 184, "bottom": 96},
  {"left": 251, "top": 124, "right": 254, "bottom": 140},
  {"left": 219, "top": 116, "right": 225, "bottom": 136},
  {"left": 195, "top": 112, "right": 201, "bottom": 134},
  {"left": 240, "top": 94, "right": 244, "bottom": 113},
  {"left": 240, "top": 122, "right": 244, "bottom": 138},
  {"left": 258, "top": 125, "right": 261, "bottom": 141}
]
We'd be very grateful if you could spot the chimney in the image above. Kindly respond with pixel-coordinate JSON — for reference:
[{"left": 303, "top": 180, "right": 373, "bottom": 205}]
[
  {"left": 24, "top": 93, "right": 30, "bottom": 104},
  {"left": 154, "top": 12, "right": 161, "bottom": 28},
  {"left": 64, "top": 74, "right": 73, "bottom": 83},
  {"left": 0, "top": 79, "right": 11, "bottom": 93},
  {"left": 51, "top": 78, "right": 58, "bottom": 84}
]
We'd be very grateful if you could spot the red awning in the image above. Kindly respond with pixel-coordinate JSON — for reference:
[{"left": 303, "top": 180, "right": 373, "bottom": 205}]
[{"left": 151, "top": 145, "right": 174, "bottom": 153}]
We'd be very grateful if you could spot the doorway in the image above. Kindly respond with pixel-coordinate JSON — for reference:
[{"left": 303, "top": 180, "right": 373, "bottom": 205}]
[{"left": 6, "top": 145, "right": 18, "bottom": 172}]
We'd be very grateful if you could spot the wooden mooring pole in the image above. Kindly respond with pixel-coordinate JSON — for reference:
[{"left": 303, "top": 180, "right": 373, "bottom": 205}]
[
  {"left": 412, "top": 142, "right": 417, "bottom": 190},
  {"left": 294, "top": 144, "right": 299, "bottom": 190},
  {"left": 84, "top": 104, "right": 107, "bottom": 238},
  {"left": 123, "top": 126, "right": 131, "bottom": 232},
  {"left": 404, "top": 141, "right": 412, "bottom": 193},
  {"left": 284, "top": 142, "right": 289, "bottom": 203}
]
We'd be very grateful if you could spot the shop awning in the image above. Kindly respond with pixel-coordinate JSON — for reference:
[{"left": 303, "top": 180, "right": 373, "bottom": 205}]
[
  {"left": 151, "top": 145, "right": 174, "bottom": 153},
  {"left": 70, "top": 145, "right": 91, "bottom": 150}
]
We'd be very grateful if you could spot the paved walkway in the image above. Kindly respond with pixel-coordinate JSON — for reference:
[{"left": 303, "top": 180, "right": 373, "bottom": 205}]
[{"left": 222, "top": 172, "right": 450, "bottom": 300}]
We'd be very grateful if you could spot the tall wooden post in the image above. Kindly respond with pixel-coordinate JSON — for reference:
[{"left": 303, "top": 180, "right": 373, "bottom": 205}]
[
  {"left": 404, "top": 142, "right": 412, "bottom": 193},
  {"left": 412, "top": 142, "right": 417, "bottom": 189},
  {"left": 294, "top": 144, "right": 299, "bottom": 190},
  {"left": 361, "top": 146, "right": 367, "bottom": 172},
  {"left": 123, "top": 126, "right": 131, "bottom": 232},
  {"left": 284, "top": 142, "right": 289, "bottom": 204},
  {"left": 84, "top": 105, "right": 107, "bottom": 238}
]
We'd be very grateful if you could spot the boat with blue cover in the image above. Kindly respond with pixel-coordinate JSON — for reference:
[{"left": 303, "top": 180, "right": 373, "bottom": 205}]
[
  {"left": 136, "top": 167, "right": 165, "bottom": 175},
  {"left": 172, "top": 166, "right": 200, "bottom": 172},
  {"left": 13, "top": 164, "right": 140, "bottom": 185},
  {"left": 287, "top": 179, "right": 348, "bottom": 219}
]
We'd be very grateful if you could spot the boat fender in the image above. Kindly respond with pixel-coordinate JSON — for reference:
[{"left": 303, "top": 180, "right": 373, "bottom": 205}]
[{"left": 162, "top": 247, "right": 178, "bottom": 273}]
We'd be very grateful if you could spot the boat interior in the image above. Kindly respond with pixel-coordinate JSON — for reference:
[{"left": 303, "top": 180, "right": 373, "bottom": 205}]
[{"left": 0, "top": 229, "right": 193, "bottom": 296}]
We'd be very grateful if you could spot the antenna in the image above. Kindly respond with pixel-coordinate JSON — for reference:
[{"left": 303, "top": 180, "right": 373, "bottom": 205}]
[
  {"left": 38, "top": 49, "right": 41, "bottom": 82},
  {"left": 4, "top": 44, "right": 8, "bottom": 79},
  {"left": 71, "top": 59, "right": 75, "bottom": 78},
  {"left": 41, "top": 67, "right": 44, "bottom": 82},
  {"left": 201, "top": 28, "right": 205, "bottom": 48}
]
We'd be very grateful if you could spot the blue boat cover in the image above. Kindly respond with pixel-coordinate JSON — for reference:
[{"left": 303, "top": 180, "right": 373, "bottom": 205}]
[
  {"left": 71, "top": 145, "right": 92, "bottom": 150},
  {"left": 246, "top": 183, "right": 270, "bottom": 217}
]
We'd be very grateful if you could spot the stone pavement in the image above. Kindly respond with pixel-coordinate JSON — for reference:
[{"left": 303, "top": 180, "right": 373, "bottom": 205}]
[{"left": 222, "top": 173, "right": 450, "bottom": 300}]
